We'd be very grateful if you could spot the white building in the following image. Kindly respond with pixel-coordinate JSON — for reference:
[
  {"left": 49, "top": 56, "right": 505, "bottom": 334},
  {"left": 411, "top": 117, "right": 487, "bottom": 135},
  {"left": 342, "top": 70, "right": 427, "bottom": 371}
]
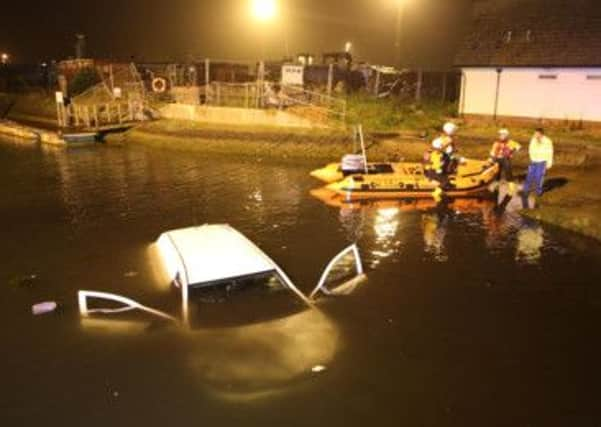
[{"left": 456, "top": 0, "right": 601, "bottom": 124}]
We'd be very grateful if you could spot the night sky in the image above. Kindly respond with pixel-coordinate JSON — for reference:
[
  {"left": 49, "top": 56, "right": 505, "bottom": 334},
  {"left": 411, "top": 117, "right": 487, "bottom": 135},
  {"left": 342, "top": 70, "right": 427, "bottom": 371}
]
[{"left": 3, "top": 0, "right": 472, "bottom": 67}]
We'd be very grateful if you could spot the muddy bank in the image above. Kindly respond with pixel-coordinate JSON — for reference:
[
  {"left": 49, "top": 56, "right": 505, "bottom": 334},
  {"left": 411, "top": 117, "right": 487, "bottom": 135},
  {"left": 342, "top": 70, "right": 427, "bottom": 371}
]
[
  {"left": 117, "top": 120, "right": 601, "bottom": 167},
  {"left": 0, "top": 92, "right": 57, "bottom": 126},
  {"left": 108, "top": 120, "right": 358, "bottom": 164},
  {"left": 522, "top": 166, "right": 601, "bottom": 241}
]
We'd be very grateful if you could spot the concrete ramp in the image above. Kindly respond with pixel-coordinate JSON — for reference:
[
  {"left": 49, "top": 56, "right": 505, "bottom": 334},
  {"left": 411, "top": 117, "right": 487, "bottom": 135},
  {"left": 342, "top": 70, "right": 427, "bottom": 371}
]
[{"left": 160, "top": 104, "right": 327, "bottom": 129}]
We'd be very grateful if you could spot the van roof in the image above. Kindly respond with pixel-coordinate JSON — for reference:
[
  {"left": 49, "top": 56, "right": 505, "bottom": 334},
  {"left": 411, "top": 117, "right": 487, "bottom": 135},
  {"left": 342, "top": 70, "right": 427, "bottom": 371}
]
[{"left": 158, "top": 224, "right": 277, "bottom": 286}]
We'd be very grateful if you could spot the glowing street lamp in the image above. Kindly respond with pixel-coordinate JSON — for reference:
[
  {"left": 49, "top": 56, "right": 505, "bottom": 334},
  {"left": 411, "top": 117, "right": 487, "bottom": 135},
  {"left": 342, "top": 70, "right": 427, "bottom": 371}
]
[
  {"left": 1, "top": 53, "right": 9, "bottom": 65},
  {"left": 251, "top": 0, "right": 277, "bottom": 22},
  {"left": 345, "top": 42, "right": 353, "bottom": 53}
]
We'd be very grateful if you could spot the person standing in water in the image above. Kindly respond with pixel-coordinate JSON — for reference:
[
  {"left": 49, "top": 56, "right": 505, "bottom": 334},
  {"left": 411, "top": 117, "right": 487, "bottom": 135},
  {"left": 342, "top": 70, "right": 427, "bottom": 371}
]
[
  {"left": 432, "top": 122, "right": 459, "bottom": 174},
  {"left": 523, "top": 128, "right": 554, "bottom": 197},
  {"left": 490, "top": 128, "right": 521, "bottom": 182}
]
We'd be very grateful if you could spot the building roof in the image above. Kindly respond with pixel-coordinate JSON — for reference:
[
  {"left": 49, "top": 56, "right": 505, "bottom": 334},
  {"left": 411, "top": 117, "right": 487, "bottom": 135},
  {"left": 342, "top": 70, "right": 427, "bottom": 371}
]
[
  {"left": 455, "top": 0, "right": 601, "bottom": 67},
  {"left": 157, "top": 225, "right": 277, "bottom": 287}
]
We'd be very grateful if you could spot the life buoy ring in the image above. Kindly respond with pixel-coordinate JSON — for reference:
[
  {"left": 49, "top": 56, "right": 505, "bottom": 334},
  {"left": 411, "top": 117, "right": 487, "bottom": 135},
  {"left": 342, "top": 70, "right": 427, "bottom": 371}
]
[{"left": 152, "top": 77, "right": 167, "bottom": 93}]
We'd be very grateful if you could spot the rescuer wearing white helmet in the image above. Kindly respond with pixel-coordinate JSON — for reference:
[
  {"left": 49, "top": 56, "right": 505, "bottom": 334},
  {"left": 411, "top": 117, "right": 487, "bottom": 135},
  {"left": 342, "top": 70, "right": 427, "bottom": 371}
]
[
  {"left": 431, "top": 122, "right": 459, "bottom": 172},
  {"left": 432, "top": 122, "right": 458, "bottom": 154},
  {"left": 490, "top": 128, "right": 522, "bottom": 183},
  {"left": 424, "top": 122, "right": 459, "bottom": 199}
]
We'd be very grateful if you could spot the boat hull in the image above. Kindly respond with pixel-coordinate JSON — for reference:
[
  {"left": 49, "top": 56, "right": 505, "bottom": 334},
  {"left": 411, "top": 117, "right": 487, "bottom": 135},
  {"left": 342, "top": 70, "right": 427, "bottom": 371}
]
[{"left": 311, "top": 159, "right": 499, "bottom": 201}]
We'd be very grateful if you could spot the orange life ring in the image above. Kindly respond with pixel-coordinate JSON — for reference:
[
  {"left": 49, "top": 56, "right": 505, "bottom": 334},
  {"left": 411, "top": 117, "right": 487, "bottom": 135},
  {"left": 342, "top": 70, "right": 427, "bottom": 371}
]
[{"left": 152, "top": 77, "right": 167, "bottom": 93}]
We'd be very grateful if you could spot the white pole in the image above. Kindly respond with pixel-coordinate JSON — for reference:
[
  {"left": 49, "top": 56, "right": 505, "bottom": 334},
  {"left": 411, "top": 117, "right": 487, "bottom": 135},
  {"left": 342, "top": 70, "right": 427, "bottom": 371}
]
[{"left": 358, "top": 124, "right": 368, "bottom": 174}]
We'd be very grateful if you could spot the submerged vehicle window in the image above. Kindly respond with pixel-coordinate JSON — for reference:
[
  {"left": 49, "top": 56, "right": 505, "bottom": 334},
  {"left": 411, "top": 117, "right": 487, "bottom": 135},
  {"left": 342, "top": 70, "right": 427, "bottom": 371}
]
[{"left": 186, "top": 272, "right": 306, "bottom": 329}]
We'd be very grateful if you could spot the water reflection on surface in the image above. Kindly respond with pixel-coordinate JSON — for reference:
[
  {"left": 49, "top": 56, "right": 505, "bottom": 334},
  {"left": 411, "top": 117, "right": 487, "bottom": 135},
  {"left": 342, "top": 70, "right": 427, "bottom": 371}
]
[{"left": 3, "top": 138, "right": 601, "bottom": 426}]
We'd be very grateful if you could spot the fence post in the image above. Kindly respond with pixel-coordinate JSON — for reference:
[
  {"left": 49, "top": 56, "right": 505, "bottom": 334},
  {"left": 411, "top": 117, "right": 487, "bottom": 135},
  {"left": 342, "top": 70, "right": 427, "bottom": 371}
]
[
  {"left": 441, "top": 72, "right": 447, "bottom": 103},
  {"left": 56, "top": 103, "right": 63, "bottom": 128},
  {"left": 117, "top": 103, "right": 123, "bottom": 124},
  {"left": 204, "top": 58, "right": 211, "bottom": 105},
  {"left": 374, "top": 70, "right": 381, "bottom": 97},
  {"left": 84, "top": 106, "right": 91, "bottom": 128},
  {"left": 257, "top": 61, "right": 265, "bottom": 108},
  {"left": 106, "top": 103, "right": 111, "bottom": 124},
  {"left": 93, "top": 105, "right": 99, "bottom": 129},
  {"left": 74, "top": 106, "right": 80, "bottom": 127},
  {"left": 327, "top": 64, "right": 334, "bottom": 96},
  {"left": 415, "top": 69, "right": 423, "bottom": 104}
]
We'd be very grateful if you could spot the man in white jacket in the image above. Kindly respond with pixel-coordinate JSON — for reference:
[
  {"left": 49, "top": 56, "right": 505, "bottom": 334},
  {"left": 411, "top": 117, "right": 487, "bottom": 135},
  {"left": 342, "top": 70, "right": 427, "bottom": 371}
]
[{"left": 523, "top": 128, "right": 554, "bottom": 197}]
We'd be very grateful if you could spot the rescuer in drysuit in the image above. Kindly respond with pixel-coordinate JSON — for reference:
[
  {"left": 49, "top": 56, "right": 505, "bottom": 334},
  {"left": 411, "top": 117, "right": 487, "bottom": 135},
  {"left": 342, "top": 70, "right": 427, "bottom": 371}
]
[
  {"left": 490, "top": 128, "right": 522, "bottom": 182},
  {"left": 424, "top": 122, "right": 459, "bottom": 198}
]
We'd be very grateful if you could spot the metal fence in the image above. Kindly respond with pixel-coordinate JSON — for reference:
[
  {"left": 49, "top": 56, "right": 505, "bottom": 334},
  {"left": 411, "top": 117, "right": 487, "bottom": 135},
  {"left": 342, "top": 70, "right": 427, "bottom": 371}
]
[{"left": 202, "top": 81, "right": 347, "bottom": 124}]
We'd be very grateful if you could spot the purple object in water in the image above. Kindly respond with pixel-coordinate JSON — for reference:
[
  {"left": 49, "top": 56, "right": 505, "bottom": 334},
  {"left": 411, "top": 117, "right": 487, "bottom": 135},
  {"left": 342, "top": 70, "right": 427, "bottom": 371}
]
[{"left": 32, "top": 302, "right": 58, "bottom": 316}]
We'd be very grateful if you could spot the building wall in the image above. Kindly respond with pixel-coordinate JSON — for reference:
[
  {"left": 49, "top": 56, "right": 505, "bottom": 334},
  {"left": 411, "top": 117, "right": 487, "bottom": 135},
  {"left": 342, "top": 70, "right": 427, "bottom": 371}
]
[{"left": 460, "top": 67, "right": 601, "bottom": 122}]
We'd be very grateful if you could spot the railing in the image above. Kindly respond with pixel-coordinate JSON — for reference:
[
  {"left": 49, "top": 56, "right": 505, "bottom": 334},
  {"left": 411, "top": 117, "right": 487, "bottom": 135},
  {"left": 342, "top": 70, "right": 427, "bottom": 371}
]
[
  {"left": 206, "top": 82, "right": 260, "bottom": 109},
  {"left": 57, "top": 100, "right": 148, "bottom": 129},
  {"left": 204, "top": 81, "right": 347, "bottom": 124}
]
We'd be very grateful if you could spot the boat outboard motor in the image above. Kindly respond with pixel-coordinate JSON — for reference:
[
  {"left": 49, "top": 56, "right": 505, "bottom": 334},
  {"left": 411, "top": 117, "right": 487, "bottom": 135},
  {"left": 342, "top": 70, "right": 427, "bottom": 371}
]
[{"left": 341, "top": 154, "right": 367, "bottom": 176}]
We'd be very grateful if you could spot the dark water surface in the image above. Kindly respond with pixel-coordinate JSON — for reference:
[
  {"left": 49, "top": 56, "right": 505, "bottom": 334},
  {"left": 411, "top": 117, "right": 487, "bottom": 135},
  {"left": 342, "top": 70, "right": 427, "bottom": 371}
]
[{"left": 2, "top": 137, "right": 601, "bottom": 427}]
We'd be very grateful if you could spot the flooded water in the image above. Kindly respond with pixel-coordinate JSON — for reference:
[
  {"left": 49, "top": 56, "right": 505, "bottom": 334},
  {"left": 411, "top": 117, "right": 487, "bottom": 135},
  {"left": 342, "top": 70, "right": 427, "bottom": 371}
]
[{"left": 2, "top": 136, "right": 601, "bottom": 426}]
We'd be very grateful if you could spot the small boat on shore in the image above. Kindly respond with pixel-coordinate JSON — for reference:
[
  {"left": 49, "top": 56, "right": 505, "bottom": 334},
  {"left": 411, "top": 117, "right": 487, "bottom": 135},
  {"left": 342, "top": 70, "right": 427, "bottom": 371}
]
[
  {"left": 311, "top": 158, "right": 499, "bottom": 200},
  {"left": 61, "top": 132, "right": 99, "bottom": 144}
]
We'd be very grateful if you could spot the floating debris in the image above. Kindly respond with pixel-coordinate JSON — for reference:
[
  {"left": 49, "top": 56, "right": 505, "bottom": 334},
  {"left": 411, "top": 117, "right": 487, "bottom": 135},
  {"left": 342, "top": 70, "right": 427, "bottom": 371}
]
[
  {"left": 311, "top": 365, "right": 327, "bottom": 373},
  {"left": 32, "top": 302, "right": 57, "bottom": 316}
]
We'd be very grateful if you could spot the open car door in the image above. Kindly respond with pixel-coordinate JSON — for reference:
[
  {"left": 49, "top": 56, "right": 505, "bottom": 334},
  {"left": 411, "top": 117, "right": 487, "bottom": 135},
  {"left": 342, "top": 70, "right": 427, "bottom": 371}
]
[{"left": 309, "top": 244, "right": 366, "bottom": 300}]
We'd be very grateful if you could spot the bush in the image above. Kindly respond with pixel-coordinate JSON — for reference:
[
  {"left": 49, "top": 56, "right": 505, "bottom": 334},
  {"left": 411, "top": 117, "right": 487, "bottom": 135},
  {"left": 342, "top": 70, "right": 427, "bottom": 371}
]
[
  {"left": 346, "top": 93, "right": 458, "bottom": 134},
  {"left": 68, "top": 67, "right": 101, "bottom": 97}
]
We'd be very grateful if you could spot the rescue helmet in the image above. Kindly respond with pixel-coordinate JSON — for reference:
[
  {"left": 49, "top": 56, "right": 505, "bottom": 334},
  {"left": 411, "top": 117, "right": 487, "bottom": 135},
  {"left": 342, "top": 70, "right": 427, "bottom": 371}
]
[
  {"left": 443, "top": 122, "right": 458, "bottom": 136},
  {"left": 432, "top": 137, "right": 444, "bottom": 150}
]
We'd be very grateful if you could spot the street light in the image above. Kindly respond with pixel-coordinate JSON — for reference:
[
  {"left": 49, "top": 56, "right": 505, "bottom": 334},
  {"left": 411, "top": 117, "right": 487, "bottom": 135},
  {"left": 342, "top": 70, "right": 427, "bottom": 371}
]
[
  {"left": 251, "top": 0, "right": 277, "bottom": 22},
  {"left": 1, "top": 53, "right": 9, "bottom": 65}
]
